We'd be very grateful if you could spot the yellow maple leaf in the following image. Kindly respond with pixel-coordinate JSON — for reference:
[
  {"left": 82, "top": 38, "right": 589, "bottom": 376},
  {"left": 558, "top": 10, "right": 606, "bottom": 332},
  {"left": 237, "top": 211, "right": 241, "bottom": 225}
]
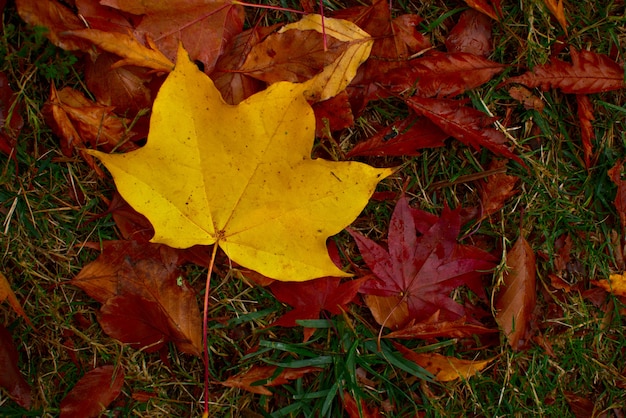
[
  {"left": 592, "top": 274, "right": 626, "bottom": 297},
  {"left": 88, "top": 18, "right": 392, "bottom": 281}
]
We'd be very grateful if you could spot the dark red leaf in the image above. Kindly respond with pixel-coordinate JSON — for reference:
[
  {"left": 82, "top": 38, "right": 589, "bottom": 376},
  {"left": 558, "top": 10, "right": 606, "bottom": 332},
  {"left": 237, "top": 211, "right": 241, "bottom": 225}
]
[
  {"left": 0, "top": 72, "right": 24, "bottom": 160},
  {"left": 221, "top": 365, "right": 322, "bottom": 395},
  {"left": 270, "top": 276, "right": 367, "bottom": 341},
  {"left": 563, "top": 391, "right": 596, "bottom": 418},
  {"left": 608, "top": 160, "right": 626, "bottom": 232},
  {"left": 349, "top": 196, "right": 497, "bottom": 328},
  {"left": 446, "top": 9, "right": 493, "bottom": 56},
  {"left": 405, "top": 96, "right": 519, "bottom": 161},
  {"left": 346, "top": 116, "right": 448, "bottom": 157},
  {"left": 385, "top": 52, "right": 505, "bottom": 98},
  {"left": 505, "top": 48, "right": 625, "bottom": 94},
  {"left": 0, "top": 323, "right": 32, "bottom": 409},
  {"left": 59, "top": 365, "right": 124, "bottom": 418},
  {"left": 495, "top": 234, "right": 536, "bottom": 350},
  {"left": 463, "top": 0, "right": 502, "bottom": 20},
  {"left": 313, "top": 91, "right": 355, "bottom": 135}
]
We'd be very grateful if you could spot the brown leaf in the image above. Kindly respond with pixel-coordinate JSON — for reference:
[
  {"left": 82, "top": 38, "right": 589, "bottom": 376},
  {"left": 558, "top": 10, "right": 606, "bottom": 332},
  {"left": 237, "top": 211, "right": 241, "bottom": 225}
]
[
  {"left": 395, "top": 343, "right": 492, "bottom": 381},
  {"left": 221, "top": 365, "right": 322, "bottom": 395},
  {"left": 478, "top": 159, "right": 520, "bottom": 218},
  {"left": 608, "top": 160, "right": 626, "bottom": 232},
  {"left": 84, "top": 52, "right": 155, "bottom": 115},
  {"left": 576, "top": 94, "right": 596, "bottom": 169},
  {"left": 16, "top": 0, "right": 91, "bottom": 51},
  {"left": 495, "top": 234, "right": 536, "bottom": 350},
  {"left": 362, "top": 294, "right": 409, "bottom": 330},
  {"left": 72, "top": 241, "right": 202, "bottom": 355},
  {"left": 508, "top": 86, "right": 545, "bottom": 112},
  {"left": 342, "top": 391, "right": 383, "bottom": 418},
  {"left": 0, "top": 72, "right": 24, "bottom": 159},
  {"left": 563, "top": 391, "right": 596, "bottom": 418},
  {"left": 505, "top": 48, "right": 625, "bottom": 94},
  {"left": 0, "top": 323, "right": 32, "bottom": 409},
  {"left": 59, "top": 365, "right": 124, "bottom": 418},
  {"left": 446, "top": 9, "right": 493, "bottom": 56}
]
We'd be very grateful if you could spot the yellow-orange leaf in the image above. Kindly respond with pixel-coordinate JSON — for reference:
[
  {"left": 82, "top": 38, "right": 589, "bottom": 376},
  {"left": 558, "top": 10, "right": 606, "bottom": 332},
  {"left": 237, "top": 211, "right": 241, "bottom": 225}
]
[
  {"left": 542, "top": 0, "right": 568, "bottom": 34},
  {"left": 87, "top": 24, "right": 389, "bottom": 282},
  {"left": 592, "top": 274, "right": 626, "bottom": 297}
]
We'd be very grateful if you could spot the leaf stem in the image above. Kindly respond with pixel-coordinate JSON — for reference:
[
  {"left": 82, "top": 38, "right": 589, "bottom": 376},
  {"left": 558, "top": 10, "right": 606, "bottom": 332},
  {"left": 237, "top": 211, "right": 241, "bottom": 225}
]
[{"left": 202, "top": 243, "right": 219, "bottom": 417}]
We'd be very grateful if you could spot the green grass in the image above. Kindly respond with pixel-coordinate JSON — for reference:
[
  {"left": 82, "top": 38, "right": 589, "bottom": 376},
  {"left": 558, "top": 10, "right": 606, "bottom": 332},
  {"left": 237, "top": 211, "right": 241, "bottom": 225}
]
[{"left": 1, "top": 0, "right": 626, "bottom": 417}]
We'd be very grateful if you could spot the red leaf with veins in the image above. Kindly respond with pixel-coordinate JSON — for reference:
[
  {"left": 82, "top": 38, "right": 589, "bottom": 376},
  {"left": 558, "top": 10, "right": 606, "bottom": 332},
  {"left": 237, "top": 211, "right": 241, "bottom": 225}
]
[
  {"left": 386, "top": 52, "right": 506, "bottom": 98},
  {"left": 405, "top": 96, "right": 519, "bottom": 162},
  {"left": 270, "top": 277, "right": 367, "bottom": 342},
  {"left": 505, "top": 49, "right": 624, "bottom": 94},
  {"left": 349, "top": 196, "right": 497, "bottom": 327}
]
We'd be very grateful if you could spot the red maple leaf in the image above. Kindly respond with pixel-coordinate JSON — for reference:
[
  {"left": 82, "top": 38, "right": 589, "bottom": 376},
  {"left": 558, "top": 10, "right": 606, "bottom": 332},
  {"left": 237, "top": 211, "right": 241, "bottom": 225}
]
[{"left": 348, "top": 196, "right": 497, "bottom": 327}]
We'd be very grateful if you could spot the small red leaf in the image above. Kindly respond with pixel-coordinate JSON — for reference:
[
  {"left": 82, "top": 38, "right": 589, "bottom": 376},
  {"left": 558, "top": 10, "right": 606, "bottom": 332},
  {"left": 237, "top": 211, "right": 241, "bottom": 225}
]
[
  {"left": 342, "top": 391, "right": 382, "bottom": 418},
  {"left": 221, "top": 365, "right": 322, "bottom": 395},
  {"left": 59, "top": 365, "right": 124, "bottom": 418},
  {"left": 446, "top": 9, "right": 493, "bottom": 56},
  {"left": 0, "top": 323, "right": 32, "bottom": 409},
  {"left": 495, "top": 234, "right": 536, "bottom": 350},
  {"left": 506, "top": 49, "right": 624, "bottom": 94}
]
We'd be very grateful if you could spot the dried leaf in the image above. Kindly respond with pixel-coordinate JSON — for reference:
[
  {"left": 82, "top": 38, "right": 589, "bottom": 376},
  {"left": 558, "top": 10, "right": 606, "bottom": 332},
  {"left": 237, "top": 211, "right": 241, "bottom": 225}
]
[
  {"left": 221, "top": 365, "right": 322, "bottom": 395},
  {"left": 608, "top": 160, "right": 626, "bottom": 232},
  {"left": 342, "top": 391, "right": 383, "bottom": 418},
  {"left": 463, "top": 0, "right": 502, "bottom": 20},
  {"left": 495, "top": 235, "right": 536, "bottom": 350},
  {"left": 508, "top": 86, "right": 545, "bottom": 112},
  {"left": 384, "top": 317, "right": 496, "bottom": 340},
  {"left": 59, "top": 365, "right": 124, "bottom": 418},
  {"left": 87, "top": 40, "right": 389, "bottom": 282},
  {"left": 506, "top": 49, "right": 625, "bottom": 94},
  {"left": 0, "top": 323, "right": 32, "bottom": 409},
  {"left": 395, "top": 343, "right": 492, "bottom": 381}
]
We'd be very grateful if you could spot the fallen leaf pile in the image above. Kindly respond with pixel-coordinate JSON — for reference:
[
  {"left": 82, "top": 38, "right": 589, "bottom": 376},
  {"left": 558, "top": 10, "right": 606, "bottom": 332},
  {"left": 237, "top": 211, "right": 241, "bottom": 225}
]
[{"left": 2, "top": 0, "right": 626, "bottom": 415}]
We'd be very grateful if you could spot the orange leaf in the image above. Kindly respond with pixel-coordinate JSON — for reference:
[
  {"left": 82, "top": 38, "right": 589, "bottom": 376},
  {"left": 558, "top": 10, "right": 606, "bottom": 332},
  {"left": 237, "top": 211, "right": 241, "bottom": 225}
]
[
  {"left": 478, "top": 159, "right": 520, "bottom": 218},
  {"left": 384, "top": 317, "right": 496, "bottom": 340},
  {"left": 508, "top": 86, "right": 545, "bottom": 112},
  {"left": 221, "top": 365, "right": 322, "bottom": 395},
  {"left": 395, "top": 343, "right": 492, "bottom": 381},
  {"left": 576, "top": 94, "right": 596, "bottom": 169},
  {"left": 0, "top": 271, "right": 32, "bottom": 326},
  {"left": 591, "top": 274, "right": 626, "bottom": 297},
  {"left": 463, "top": 0, "right": 501, "bottom": 21},
  {"left": 495, "top": 235, "right": 536, "bottom": 350},
  {"left": 541, "top": 0, "right": 568, "bottom": 34}
]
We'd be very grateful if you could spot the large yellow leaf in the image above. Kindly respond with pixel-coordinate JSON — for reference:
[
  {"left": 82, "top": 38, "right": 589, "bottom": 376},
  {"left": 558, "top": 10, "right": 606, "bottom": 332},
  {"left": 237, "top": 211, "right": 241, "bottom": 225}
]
[{"left": 88, "top": 25, "right": 391, "bottom": 281}]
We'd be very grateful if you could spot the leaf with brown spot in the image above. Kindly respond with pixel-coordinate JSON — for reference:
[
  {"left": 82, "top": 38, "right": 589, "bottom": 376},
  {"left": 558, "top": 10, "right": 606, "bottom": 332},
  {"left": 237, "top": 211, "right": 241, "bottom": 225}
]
[{"left": 495, "top": 234, "right": 536, "bottom": 350}]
